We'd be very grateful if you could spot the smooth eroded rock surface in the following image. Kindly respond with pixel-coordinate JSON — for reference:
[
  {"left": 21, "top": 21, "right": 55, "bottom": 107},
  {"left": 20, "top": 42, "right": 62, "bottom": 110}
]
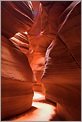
[
  {"left": 27, "top": 1, "right": 72, "bottom": 85},
  {"left": 1, "top": 35, "right": 34, "bottom": 120},
  {"left": 1, "top": 1, "right": 33, "bottom": 39},
  {"left": 41, "top": 1, "right": 81, "bottom": 121}
]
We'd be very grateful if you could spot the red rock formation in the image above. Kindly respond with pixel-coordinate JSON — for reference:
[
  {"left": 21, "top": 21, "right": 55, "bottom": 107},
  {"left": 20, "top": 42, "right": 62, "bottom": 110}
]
[
  {"left": 1, "top": 1, "right": 34, "bottom": 120},
  {"left": 41, "top": 1, "right": 81, "bottom": 120},
  {"left": 40, "top": 1, "right": 72, "bottom": 34},
  {"left": 28, "top": 1, "right": 72, "bottom": 91},
  {"left": 29, "top": 1, "right": 41, "bottom": 36},
  {"left": 1, "top": 1, "right": 33, "bottom": 39},
  {"left": 10, "top": 32, "right": 29, "bottom": 55},
  {"left": 1, "top": 1, "right": 81, "bottom": 121},
  {"left": 1, "top": 35, "right": 34, "bottom": 120}
]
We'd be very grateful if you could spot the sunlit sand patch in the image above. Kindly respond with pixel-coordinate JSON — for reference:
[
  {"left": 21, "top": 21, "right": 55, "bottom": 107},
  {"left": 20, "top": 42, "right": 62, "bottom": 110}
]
[{"left": 10, "top": 92, "right": 56, "bottom": 121}]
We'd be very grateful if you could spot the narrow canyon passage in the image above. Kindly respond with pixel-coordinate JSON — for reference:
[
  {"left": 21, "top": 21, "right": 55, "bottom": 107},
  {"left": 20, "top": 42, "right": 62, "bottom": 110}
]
[
  {"left": 9, "top": 91, "right": 61, "bottom": 121},
  {"left": 1, "top": 1, "right": 81, "bottom": 121}
]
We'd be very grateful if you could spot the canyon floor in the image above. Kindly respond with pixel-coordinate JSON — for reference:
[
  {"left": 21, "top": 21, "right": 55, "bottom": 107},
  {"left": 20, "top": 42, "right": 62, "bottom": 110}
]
[{"left": 9, "top": 91, "right": 62, "bottom": 121}]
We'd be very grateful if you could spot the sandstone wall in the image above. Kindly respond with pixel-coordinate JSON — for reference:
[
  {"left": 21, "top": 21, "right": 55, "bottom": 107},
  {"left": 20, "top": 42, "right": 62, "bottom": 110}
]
[
  {"left": 1, "top": 35, "right": 34, "bottom": 120},
  {"left": 1, "top": 1, "right": 34, "bottom": 120},
  {"left": 28, "top": 1, "right": 72, "bottom": 86},
  {"left": 41, "top": 1, "right": 81, "bottom": 120},
  {"left": 1, "top": 1, "right": 33, "bottom": 39}
]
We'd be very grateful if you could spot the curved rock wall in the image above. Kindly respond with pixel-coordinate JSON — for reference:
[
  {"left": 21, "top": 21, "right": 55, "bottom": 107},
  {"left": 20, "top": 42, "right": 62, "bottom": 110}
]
[
  {"left": 1, "top": 35, "right": 34, "bottom": 120},
  {"left": 1, "top": 1, "right": 34, "bottom": 120},
  {"left": 28, "top": 1, "right": 72, "bottom": 87},
  {"left": 1, "top": 1, "right": 81, "bottom": 120},
  {"left": 40, "top": 1, "right": 72, "bottom": 34},
  {"left": 10, "top": 32, "right": 29, "bottom": 56},
  {"left": 41, "top": 1, "right": 81, "bottom": 121},
  {"left": 1, "top": 1, "right": 33, "bottom": 39}
]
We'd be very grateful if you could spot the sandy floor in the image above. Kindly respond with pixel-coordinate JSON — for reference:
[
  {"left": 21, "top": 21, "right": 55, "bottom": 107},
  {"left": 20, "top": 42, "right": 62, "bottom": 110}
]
[{"left": 9, "top": 92, "right": 61, "bottom": 121}]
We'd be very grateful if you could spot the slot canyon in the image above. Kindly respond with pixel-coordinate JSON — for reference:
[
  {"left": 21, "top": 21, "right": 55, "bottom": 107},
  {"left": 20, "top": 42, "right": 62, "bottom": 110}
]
[{"left": 1, "top": 1, "right": 81, "bottom": 121}]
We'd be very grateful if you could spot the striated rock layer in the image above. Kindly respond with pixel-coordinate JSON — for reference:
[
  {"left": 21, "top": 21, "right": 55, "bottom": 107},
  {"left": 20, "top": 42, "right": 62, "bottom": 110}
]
[
  {"left": 41, "top": 1, "right": 81, "bottom": 121},
  {"left": 1, "top": 1, "right": 34, "bottom": 120},
  {"left": 10, "top": 32, "right": 29, "bottom": 56},
  {"left": 1, "top": 1, "right": 34, "bottom": 39},
  {"left": 27, "top": 1, "right": 72, "bottom": 87},
  {"left": 1, "top": 35, "right": 34, "bottom": 120}
]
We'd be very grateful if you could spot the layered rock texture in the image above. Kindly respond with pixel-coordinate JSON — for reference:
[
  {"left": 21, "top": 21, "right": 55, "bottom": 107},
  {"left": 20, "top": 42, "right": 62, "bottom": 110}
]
[
  {"left": 1, "top": 1, "right": 34, "bottom": 120},
  {"left": 1, "top": 1, "right": 81, "bottom": 121},
  {"left": 41, "top": 1, "right": 81, "bottom": 121},
  {"left": 10, "top": 32, "right": 29, "bottom": 56},
  {"left": 27, "top": 1, "right": 73, "bottom": 91},
  {"left": 1, "top": 1, "right": 33, "bottom": 39}
]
